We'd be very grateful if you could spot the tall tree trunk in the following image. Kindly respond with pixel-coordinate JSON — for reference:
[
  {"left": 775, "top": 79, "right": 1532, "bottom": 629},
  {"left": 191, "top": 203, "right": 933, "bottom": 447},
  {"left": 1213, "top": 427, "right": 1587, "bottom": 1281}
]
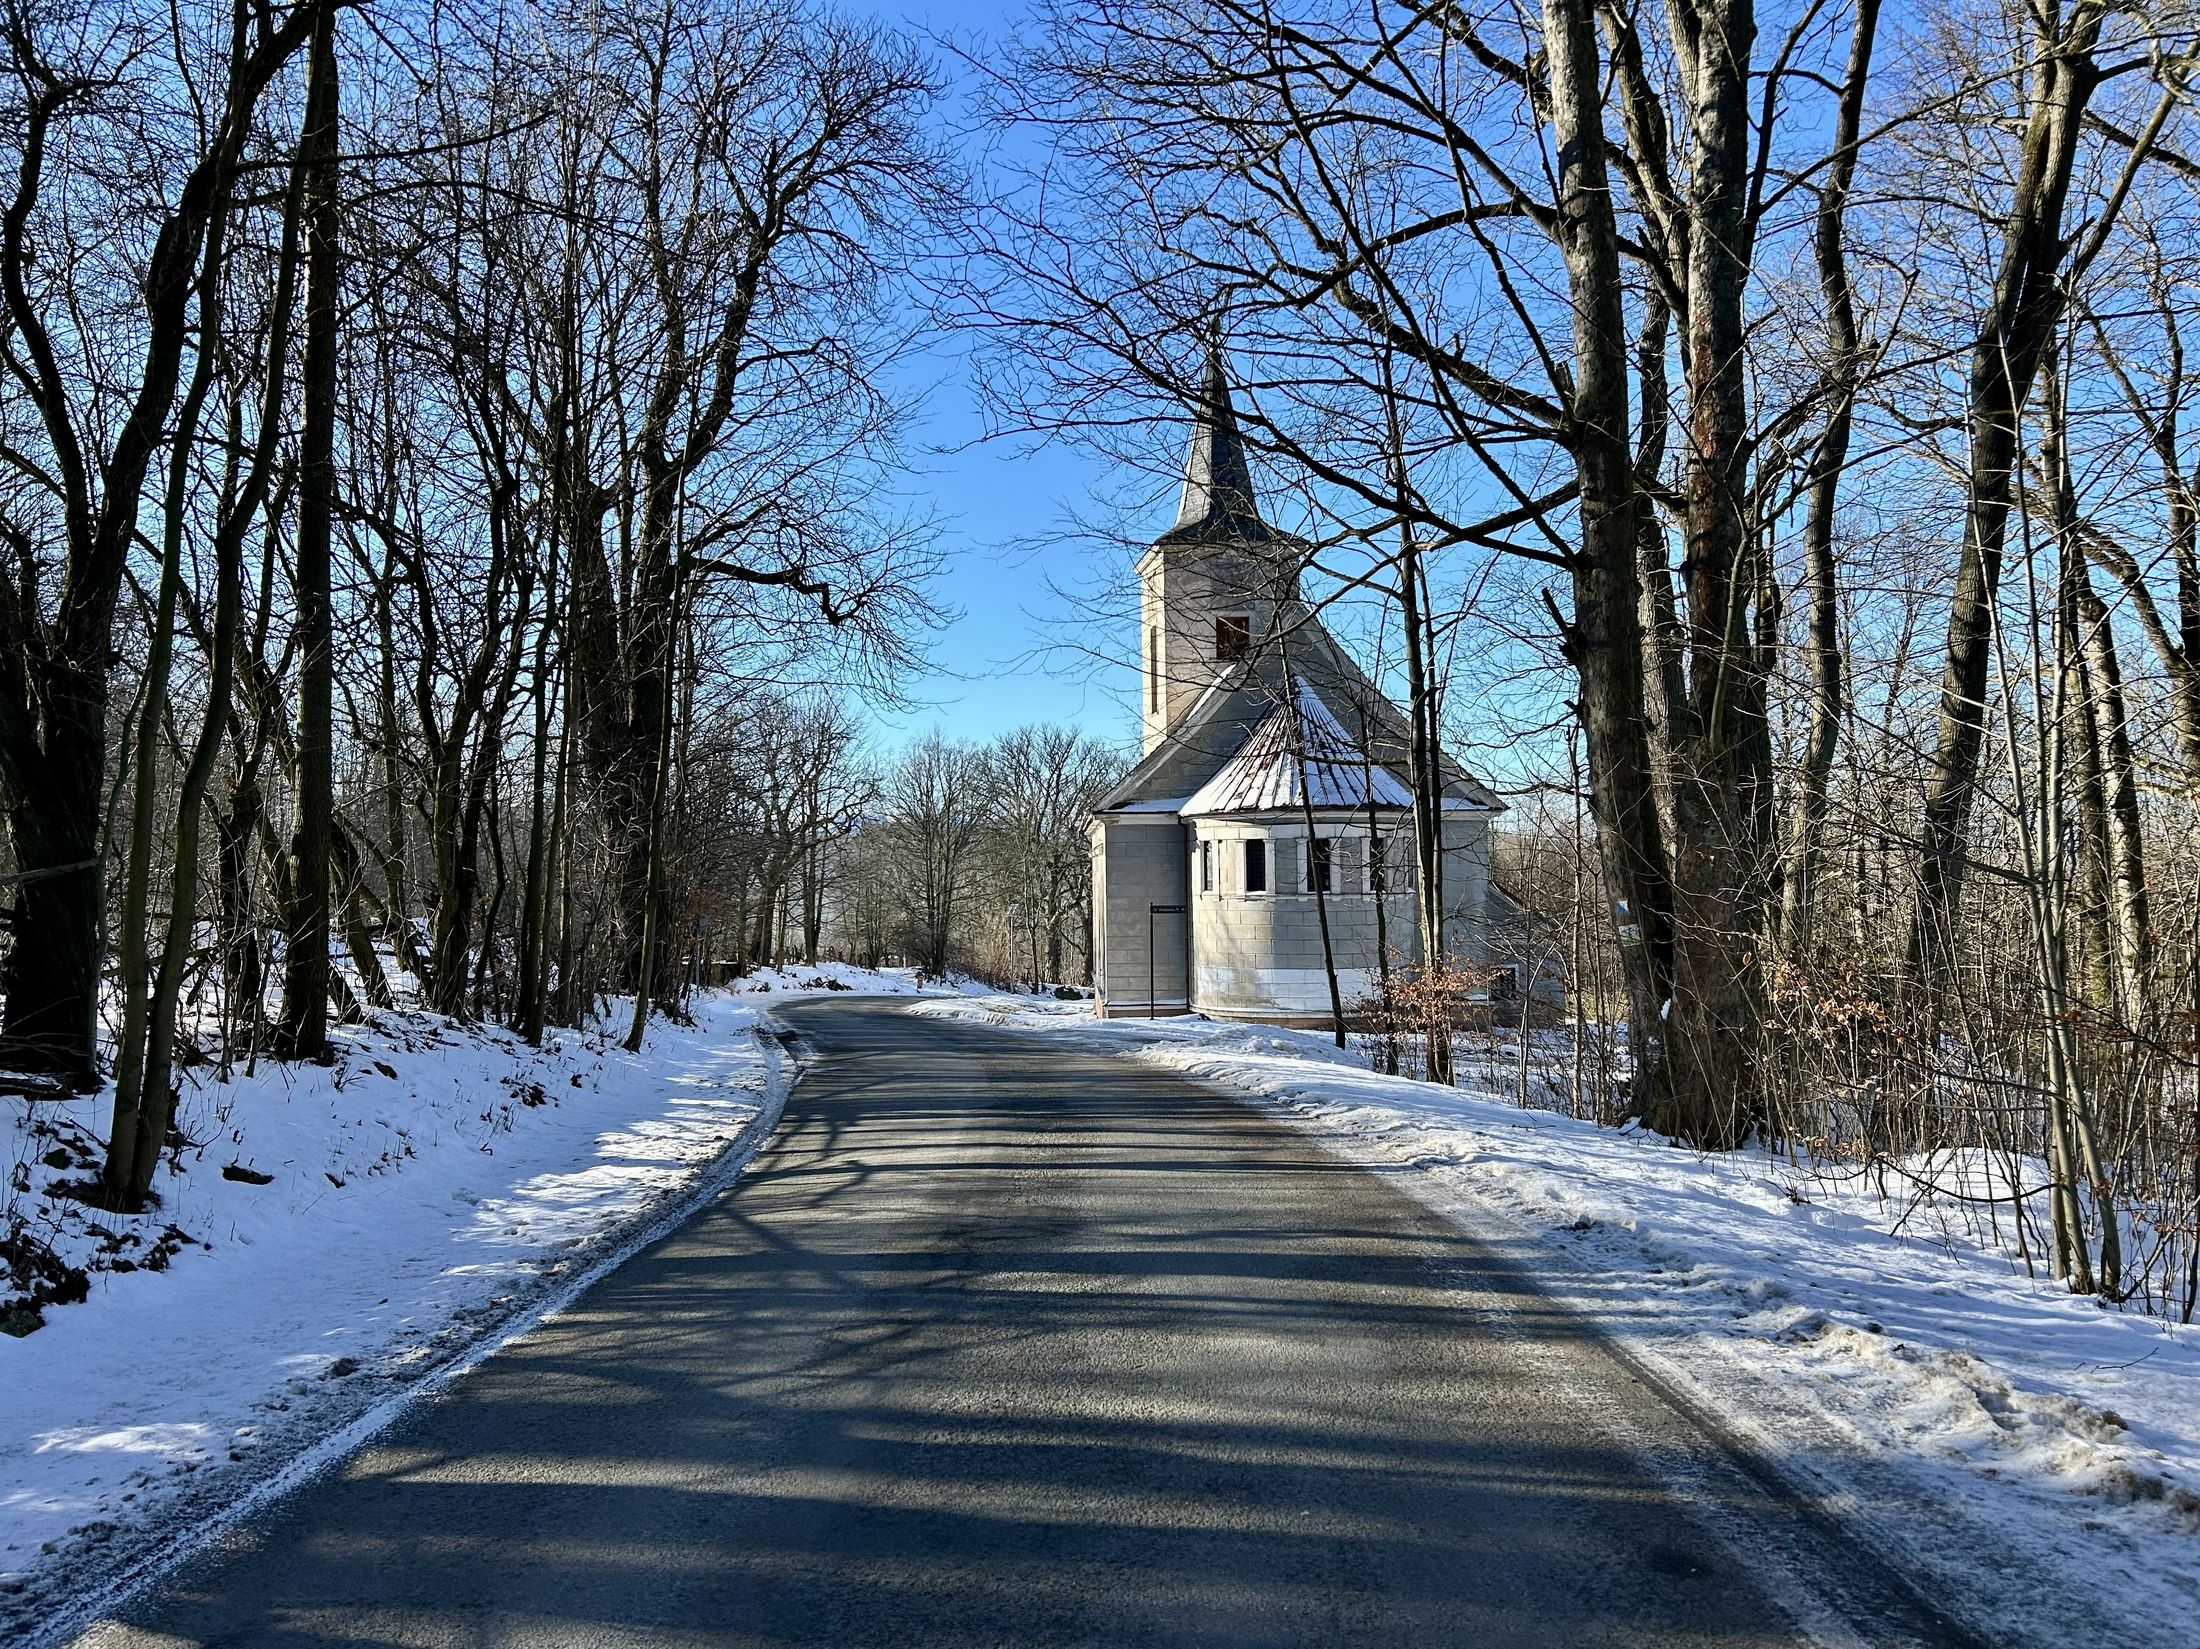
[
  {"left": 2066, "top": 601, "right": 2119, "bottom": 1013},
  {"left": 107, "top": 218, "right": 231, "bottom": 1198},
  {"left": 549, "top": 692, "right": 579, "bottom": 1027},
  {"left": 275, "top": 1, "right": 340, "bottom": 1061},
  {"left": 2075, "top": 570, "right": 2151, "bottom": 1020},
  {"left": 133, "top": 525, "right": 247, "bottom": 1202},
  {"left": 515, "top": 515, "right": 564, "bottom": 1041},
  {"left": 1905, "top": 0, "right": 2108, "bottom": 1003},
  {"left": 2008, "top": 517, "right": 2118, "bottom": 1295},
  {"left": 1542, "top": 0, "right": 1678, "bottom": 1117},
  {"left": 475, "top": 782, "right": 508, "bottom": 1019},
  {"left": 515, "top": 648, "right": 556, "bottom": 1043},
  {"left": 1383, "top": 376, "right": 1454, "bottom": 1083},
  {"left": 2044, "top": 357, "right": 2118, "bottom": 1014},
  {"left": 1655, "top": 0, "right": 1770, "bottom": 1150},
  {"left": 369, "top": 387, "right": 425, "bottom": 985},
  {"left": 424, "top": 750, "right": 474, "bottom": 1015},
  {"left": 1631, "top": 294, "right": 1685, "bottom": 853},
  {"left": 624, "top": 555, "right": 684, "bottom": 1051}
]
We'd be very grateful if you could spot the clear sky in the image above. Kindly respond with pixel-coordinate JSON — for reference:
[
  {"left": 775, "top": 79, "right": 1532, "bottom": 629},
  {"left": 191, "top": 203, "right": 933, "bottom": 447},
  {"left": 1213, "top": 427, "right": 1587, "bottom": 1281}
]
[
  {"left": 848, "top": 0, "right": 1151, "bottom": 752},
  {"left": 851, "top": 0, "right": 1557, "bottom": 804},
  {"left": 866, "top": 337, "right": 1146, "bottom": 749}
]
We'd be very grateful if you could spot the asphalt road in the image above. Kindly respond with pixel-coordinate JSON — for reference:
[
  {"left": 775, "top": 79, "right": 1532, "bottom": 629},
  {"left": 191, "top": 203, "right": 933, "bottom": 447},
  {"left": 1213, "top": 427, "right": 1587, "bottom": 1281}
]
[{"left": 71, "top": 996, "right": 1978, "bottom": 1649}]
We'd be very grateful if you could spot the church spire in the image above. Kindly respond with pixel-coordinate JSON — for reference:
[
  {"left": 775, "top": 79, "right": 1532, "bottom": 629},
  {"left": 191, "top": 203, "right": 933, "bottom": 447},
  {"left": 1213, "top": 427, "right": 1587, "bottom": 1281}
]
[{"left": 1169, "top": 341, "right": 1265, "bottom": 537}]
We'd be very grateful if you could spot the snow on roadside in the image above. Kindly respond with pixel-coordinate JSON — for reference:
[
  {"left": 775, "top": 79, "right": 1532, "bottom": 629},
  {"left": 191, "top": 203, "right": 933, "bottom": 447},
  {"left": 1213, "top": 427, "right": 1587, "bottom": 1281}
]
[
  {"left": 912, "top": 995, "right": 2200, "bottom": 1648},
  {"left": 0, "top": 986, "right": 812, "bottom": 1636},
  {"left": 723, "top": 960, "right": 1047, "bottom": 999}
]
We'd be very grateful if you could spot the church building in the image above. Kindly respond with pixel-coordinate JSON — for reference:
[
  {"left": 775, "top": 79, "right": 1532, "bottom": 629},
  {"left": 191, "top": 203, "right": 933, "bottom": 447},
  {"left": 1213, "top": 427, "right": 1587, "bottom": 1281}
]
[{"left": 1089, "top": 357, "right": 1512, "bottom": 1024}]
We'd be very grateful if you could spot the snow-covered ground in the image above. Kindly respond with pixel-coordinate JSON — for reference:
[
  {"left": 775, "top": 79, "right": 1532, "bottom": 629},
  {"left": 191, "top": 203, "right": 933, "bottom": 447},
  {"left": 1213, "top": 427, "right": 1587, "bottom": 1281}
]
[
  {"left": 0, "top": 960, "right": 1021, "bottom": 1638},
  {"left": 0, "top": 973, "right": 949, "bottom": 1640},
  {"left": 912, "top": 995, "right": 2200, "bottom": 1648},
  {"left": 720, "top": 959, "right": 1020, "bottom": 999}
]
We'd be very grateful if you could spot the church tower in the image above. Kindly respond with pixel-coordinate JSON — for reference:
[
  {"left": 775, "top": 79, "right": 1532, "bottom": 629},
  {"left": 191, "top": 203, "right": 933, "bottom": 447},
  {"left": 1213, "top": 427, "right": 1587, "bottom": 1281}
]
[{"left": 1138, "top": 350, "right": 1296, "bottom": 754}]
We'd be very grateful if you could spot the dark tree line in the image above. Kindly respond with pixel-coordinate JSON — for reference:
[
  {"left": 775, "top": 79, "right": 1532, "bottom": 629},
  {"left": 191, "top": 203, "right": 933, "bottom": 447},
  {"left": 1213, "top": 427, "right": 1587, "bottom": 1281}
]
[{"left": 0, "top": 0, "right": 951, "bottom": 1211}]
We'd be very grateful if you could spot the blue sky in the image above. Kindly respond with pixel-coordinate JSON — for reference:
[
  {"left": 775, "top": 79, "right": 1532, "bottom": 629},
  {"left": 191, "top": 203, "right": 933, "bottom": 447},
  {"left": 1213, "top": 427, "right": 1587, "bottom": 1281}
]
[
  {"left": 848, "top": 0, "right": 1560, "bottom": 802},
  {"left": 854, "top": 0, "right": 1150, "bottom": 751},
  {"left": 867, "top": 338, "right": 1145, "bottom": 748}
]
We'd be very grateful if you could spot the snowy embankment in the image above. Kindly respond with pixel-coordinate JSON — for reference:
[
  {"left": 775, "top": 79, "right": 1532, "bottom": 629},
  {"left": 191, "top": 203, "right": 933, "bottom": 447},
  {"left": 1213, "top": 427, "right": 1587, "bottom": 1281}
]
[
  {"left": 721, "top": 959, "right": 1010, "bottom": 1000},
  {"left": 913, "top": 996, "right": 2200, "bottom": 1649},
  {"left": 0, "top": 972, "right": 936, "bottom": 1638}
]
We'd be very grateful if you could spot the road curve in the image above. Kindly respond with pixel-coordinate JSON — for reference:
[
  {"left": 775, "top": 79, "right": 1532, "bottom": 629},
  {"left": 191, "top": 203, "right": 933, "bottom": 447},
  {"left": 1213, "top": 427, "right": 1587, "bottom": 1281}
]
[{"left": 71, "top": 996, "right": 1977, "bottom": 1648}]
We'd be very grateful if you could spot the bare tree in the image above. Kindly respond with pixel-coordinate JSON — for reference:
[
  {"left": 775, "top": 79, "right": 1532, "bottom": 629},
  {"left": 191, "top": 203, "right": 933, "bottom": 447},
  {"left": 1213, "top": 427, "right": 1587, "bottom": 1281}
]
[
  {"left": 880, "top": 732, "right": 995, "bottom": 977},
  {"left": 0, "top": 0, "right": 320, "bottom": 1085}
]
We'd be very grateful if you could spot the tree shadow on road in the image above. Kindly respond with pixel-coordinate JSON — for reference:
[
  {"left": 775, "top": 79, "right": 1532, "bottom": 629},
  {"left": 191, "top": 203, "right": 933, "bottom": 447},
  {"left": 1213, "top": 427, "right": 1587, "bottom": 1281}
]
[{"left": 87, "top": 1004, "right": 1972, "bottom": 1649}]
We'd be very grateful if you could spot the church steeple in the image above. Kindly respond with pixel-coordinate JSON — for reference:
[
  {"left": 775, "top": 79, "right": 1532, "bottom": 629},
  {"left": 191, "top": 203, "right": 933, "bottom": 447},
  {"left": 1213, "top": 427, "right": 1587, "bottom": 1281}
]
[
  {"left": 1139, "top": 340, "right": 1297, "bottom": 753},
  {"left": 1172, "top": 347, "right": 1259, "bottom": 531},
  {"left": 1163, "top": 343, "right": 1278, "bottom": 545}
]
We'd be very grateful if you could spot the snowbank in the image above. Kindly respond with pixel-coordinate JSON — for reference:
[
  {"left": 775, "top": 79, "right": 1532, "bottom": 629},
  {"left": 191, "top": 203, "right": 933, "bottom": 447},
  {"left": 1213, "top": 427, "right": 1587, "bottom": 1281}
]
[
  {"left": 0, "top": 989, "right": 799, "bottom": 1639},
  {"left": 911, "top": 996, "right": 2200, "bottom": 1647},
  {"left": 721, "top": 960, "right": 1044, "bottom": 998}
]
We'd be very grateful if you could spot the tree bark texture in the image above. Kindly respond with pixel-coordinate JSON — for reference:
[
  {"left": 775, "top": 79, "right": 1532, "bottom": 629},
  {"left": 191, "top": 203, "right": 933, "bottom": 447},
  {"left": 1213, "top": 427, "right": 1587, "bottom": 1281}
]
[{"left": 275, "top": 0, "right": 342, "bottom": 1061}]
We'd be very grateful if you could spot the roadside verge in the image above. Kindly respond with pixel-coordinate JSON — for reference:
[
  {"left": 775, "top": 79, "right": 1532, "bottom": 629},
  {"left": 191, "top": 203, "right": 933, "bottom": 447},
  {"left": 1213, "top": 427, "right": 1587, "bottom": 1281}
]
[{"left": 7, "top": 998, "right": 802, "bottom": 1648}]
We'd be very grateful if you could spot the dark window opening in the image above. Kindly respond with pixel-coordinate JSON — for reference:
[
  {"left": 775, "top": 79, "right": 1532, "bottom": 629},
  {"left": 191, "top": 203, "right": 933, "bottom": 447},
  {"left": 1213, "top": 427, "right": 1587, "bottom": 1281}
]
[
  {"left": 1308, "top": 834, "right": 1334, "bottom": 894},
  {"left": 1199, "top": 840, "right": 1213, "bottom": 892},
  {"left": 1244, "top": 837, "right": 1268, "bottom": 894},
  {"left": 1216, "top": 615, "right": 1251, "bottom": 663},
  {"left": 1368, "top": 836, "right": 1385, "bottom": 892},
  {"left": 1490, "top": 966, "right": 1520, "bottom": 1001},
  {"left": 1148, "top": 626, "right": 1160, "bottom": 712}
]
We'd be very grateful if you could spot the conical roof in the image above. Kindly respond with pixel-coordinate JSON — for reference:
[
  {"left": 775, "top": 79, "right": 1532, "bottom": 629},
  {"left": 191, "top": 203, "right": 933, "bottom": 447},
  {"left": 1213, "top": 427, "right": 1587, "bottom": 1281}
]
[{"left": 1183, "top": 678, "right": 1414, "bottom": 816}]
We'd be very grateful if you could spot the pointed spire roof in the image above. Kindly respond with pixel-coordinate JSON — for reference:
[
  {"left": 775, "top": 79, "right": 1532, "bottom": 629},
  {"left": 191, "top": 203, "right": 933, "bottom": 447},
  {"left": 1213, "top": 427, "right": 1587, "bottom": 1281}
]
[{"left": 1161, "top": 341, "right": 1278, "bottom": 545}]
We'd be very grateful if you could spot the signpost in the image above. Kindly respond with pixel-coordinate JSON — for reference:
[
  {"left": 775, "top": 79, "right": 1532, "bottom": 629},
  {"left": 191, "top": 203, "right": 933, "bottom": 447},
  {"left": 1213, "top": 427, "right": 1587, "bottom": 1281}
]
[{"left": 1147, "top": 902, "right": 1186, "bottom": 1018}]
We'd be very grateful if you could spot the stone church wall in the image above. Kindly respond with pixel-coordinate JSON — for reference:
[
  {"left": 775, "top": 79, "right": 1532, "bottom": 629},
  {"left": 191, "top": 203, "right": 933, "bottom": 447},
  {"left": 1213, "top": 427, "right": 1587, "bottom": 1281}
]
[
  {"left": 1091, "top": 815, "right": 1190, "bottom": 1015},
  {"left": 1182, "top": 814, "right": 1494, "bottom": 1021}
]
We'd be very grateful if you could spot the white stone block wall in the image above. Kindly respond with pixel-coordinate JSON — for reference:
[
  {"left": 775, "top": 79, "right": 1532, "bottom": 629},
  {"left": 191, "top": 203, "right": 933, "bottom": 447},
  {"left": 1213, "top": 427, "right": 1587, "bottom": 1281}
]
[
  {"left": 1180, "top": 813, "right": 1490, "bottom": 1019},
  {"left": 1097, "top": 809, "right": 1497, "bottom": 1022},
  {"left": 1439, "top": 814, "right": 1491, "bottom": 961}
]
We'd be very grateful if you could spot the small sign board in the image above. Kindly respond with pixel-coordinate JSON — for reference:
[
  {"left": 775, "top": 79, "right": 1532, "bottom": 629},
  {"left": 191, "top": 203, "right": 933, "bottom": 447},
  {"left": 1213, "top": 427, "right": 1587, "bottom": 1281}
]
[{"left": 1149, "top": 902, "right": 1187, "bottom": 915}]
